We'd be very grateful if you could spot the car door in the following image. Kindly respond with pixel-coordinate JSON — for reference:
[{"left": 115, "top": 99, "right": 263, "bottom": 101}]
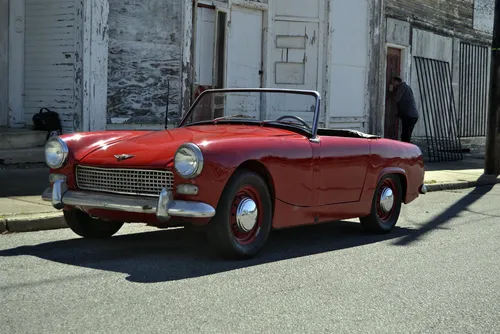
[
  {"left": 312, "top": 135, "right": 371, "bottom": 205},
  {"left": 267, "top": 135, "right": 316, "bottom": 207}
]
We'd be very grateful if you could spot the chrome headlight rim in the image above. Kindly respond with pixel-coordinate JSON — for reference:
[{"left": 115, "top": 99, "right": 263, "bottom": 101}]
[
  {"left": 174, "top": 142, "right": 204, "bottom": 179},
  {"left": 45, "top": 137, "right": 69, "bottom": 169}
]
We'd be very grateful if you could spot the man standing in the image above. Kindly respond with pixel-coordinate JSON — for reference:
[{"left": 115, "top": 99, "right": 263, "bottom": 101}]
[{"left": 390, "top": 76, "right": 419, "bottom": 143}]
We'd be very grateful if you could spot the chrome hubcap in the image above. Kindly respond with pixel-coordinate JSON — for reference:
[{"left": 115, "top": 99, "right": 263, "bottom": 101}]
[
  {"left": 379, "top": 187, "right": 394, "bottom": 213},
  {"left": 235, "top": 198, "right": 258, "bottom": 232}
]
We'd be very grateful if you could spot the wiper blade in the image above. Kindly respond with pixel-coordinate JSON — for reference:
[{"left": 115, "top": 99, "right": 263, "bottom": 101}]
[
  {"left": 260, "top": 120, "right": 306, "bottom": 127},
  {"left": 213, "top": 114, "right": 256, "bottom": 123}
]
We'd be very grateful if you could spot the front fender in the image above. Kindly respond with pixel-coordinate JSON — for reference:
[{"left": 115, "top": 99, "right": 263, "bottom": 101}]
[{"left": 174, "top": 135, "right": 312, "bottom": 210}]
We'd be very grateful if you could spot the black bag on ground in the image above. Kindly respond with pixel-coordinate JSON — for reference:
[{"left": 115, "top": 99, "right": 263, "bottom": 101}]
[{"left": 32, "top": 108, "right": 63, "bottom": 140}]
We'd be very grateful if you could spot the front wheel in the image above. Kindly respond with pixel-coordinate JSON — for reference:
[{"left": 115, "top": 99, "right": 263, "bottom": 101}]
[
  {"left": 207, "top": 170, "right": 273, "bottom": 260},
  {"left": 64, "top": 209, "right": 124, "bottom": 239},
  {"left": 360, "top": 174, "right": 402, "bottom": 234}
]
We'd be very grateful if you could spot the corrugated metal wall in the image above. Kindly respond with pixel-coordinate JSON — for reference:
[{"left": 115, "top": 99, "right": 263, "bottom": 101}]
[
  {"left": 458, "top": 42, "right": 490, "bottom": 138},
  {"left": 24, "top": 0, "right": 80, "bottom": 133}
]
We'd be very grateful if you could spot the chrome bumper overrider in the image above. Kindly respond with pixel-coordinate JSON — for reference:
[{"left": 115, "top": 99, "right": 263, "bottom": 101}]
[{"left": 42, "top": 180, "right": 216, "bottom": 220}]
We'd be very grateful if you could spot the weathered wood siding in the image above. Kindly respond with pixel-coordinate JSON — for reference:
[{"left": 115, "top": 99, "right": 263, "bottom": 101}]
[
  {"left": 23, "top": 0, "right": 82, "bottom": 133},
  {"left": 385, "top": 0, "right": 492, "bottom": 43},
  {"left": 107, "top": 0, "right": 183, "bottom": 125},
  {"left": 474, "top": 0, "right": 494, "bottom": 33}
]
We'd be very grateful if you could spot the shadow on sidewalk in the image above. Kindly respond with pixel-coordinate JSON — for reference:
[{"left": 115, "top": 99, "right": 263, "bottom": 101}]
[
  {"left": 393, "top": 181, "right": 495, "bottom": 246},
  {"left": 0, "top": 167, "right": 50, "bottom": 197},
  {"left": 0, "top": 220, "right": 413, "bottom": 284},
  {"left": 424, "top": 157, "right": 485, "bottom": 172}
]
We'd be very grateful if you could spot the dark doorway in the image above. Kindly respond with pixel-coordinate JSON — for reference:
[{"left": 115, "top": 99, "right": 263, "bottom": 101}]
[
  {"left": 384, "top": 47, "right": 402, "bottom": 139},
  {"left": 214, "top": 11, "right": 227, "bottom": 89}
]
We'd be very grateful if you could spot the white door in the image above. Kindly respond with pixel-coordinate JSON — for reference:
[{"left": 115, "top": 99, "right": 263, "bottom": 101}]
[
  {"left": 226, "top": 6, "right": 263, "bottom": 88},
  {"left": 268, "top": 0, "right": 322, "bottom": 127},
  {"left": 225, "top": 6, "right": 263, "bottom": 120},
  {"left": 23, "top": 0, "right": 80, "bottom": 132}
]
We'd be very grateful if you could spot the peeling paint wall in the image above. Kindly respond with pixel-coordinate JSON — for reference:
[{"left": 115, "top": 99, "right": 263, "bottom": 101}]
[
  {"left": 385, "top": 0, "right": 493, "bottom": 44},
  {"left": 82, "top": 0, "right": 109, "bottom": 131},
  {"left": 474, "top": 0, "right": 494, "bottom": 34},
  {"left": 0, "top": 0, "right": 8, "bottom": 126},
  {"left": 107, "top": 0, "right": 183, "bottom": 126},
  {"left": 181, "top": 0, "right": 193, "bottom": 118}
]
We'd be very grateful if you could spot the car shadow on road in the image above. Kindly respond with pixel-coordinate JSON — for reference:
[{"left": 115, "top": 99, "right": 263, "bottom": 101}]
[
  {"left": 0, "top": 220, "right": 413, "bottom": 283},
  {"left": 393, "top": 183, "right": 496, "bottom": 246}
]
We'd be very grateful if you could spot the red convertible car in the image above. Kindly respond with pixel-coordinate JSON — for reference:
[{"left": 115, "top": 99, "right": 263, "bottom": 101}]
[{"left": 42, "top": 88, "right": 426, "bottom": 259}]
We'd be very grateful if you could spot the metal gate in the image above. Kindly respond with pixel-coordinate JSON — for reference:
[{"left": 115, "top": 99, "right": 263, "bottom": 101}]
[
  {"left": 458, "top": 43, "right": 489, "bottom": 137},
  {"left": 414, "top": 57, "right": 463, "bottom": 162}
]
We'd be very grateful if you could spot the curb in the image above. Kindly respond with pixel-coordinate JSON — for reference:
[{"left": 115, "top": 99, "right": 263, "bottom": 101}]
[
  {"left": 3, "top": 212, "right": 67, "bottom": 233},
  {"left": 426, "top": 176, "right": 500, "bottom": 192},
  {"left": 2, "top": 177, "right": 500, "bottom": 234},
  {"left": 0, "top": 218, "right": 6, "bottom": 234}
]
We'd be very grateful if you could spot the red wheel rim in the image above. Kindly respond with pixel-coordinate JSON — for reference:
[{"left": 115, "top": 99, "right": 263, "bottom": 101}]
[
  {"left": 230, "top": 185, "right": 262, "bottom": 245},
  {"left": 376, "top": 178, "right": 396, "bottom": 223}
]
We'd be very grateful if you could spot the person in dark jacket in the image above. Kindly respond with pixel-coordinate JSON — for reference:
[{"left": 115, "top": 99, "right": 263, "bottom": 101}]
[{"left": 391, "top": 76, "right": 419, "bottom": 143}]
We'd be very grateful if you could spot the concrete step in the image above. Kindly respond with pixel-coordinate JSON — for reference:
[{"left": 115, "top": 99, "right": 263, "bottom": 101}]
[
  {"left": 0, "top": 147, "right": 46, "bottom": 165},
  {"left": 0, "top": 127, "right": 48, "bottom": 150}
]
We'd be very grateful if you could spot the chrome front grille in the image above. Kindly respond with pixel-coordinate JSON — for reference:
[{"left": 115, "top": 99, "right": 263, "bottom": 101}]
[{"left": 76, "top": 165, "right": 174, "bottom": 197}]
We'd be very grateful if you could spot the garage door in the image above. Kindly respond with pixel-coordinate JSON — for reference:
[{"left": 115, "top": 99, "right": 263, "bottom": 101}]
[{"left": 24, "top": 0, "right": 80, "bottom": 133}]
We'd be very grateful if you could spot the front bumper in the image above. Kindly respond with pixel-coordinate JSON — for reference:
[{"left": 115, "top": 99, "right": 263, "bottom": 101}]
[{"left": 42, "top": 180, "right": 216, "bottom": 221}]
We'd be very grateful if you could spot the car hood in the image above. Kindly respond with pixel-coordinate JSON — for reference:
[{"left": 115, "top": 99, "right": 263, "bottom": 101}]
[{"left": 77, "top": 124, "right": 299, "bottom": 168}]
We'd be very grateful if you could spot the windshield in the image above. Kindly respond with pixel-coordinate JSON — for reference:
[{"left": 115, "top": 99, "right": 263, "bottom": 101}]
[{"left": 179, "top": 89, "right": 320, "bottom": 134}]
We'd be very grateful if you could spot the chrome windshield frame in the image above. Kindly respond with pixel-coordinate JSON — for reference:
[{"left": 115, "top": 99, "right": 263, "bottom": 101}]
[{"left": 178, "top": 88, "right": 322, "bottom": 139}]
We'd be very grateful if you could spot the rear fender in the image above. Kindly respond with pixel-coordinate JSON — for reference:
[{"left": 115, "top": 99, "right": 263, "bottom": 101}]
[{"left": 377, "top": 167, "right": 408, "bottom": 203}]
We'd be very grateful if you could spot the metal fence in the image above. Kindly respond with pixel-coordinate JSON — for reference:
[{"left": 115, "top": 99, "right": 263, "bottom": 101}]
[
  {"left": 414, "top": 57, "right": 463, "bottom": 162},
  {"left": 458, "top": 42, "right": 490, "bottom": 138}
]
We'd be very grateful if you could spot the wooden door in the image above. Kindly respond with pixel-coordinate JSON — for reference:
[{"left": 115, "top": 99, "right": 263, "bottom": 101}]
[{"left": 385, "top": 48, "right": 401, "bottom": 139}]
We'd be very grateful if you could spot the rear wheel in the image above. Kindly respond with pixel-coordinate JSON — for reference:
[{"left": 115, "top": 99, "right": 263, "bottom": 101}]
[
  {"left": 360, "top": 175, "right": 402, "bottom": 234},
  {"left": 207, "top": 170, "right": 273, "bottom": 260},
  {"left": 64, "top": 209, "right": 124, "bottom": 238}
]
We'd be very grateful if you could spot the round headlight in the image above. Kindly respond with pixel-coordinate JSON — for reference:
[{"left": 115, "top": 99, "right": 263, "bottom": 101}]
[
  {"left": 45, "top": 137, "right": 69, "bottom": 169},
  {"left": 174, "top": 143, "right": 204, "bottom": 179}
]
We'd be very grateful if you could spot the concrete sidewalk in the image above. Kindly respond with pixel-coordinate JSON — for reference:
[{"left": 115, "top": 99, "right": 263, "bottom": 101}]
[
  {"left": 0, "top": 166, "right": 66, "bottom": 233},
  {"left": 1, "top": 158, "right": 499, "bottom": 234},
  {"left": 423, "top": 157, "right": 500, "bottom": 191}
]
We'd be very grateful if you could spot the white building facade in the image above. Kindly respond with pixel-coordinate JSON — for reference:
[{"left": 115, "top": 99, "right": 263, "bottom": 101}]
[
  {"left": 191, "top": 0, "right": 378, "bottom": 132},
  {"left": 1, "top": 0, "right": 380, "bottom": 140},
  {"left": 5, "top": 0, "right": 494, "bottom": 165}
]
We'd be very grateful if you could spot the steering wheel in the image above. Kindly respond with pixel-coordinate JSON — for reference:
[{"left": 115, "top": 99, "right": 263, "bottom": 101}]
[{"left": 276, "top": 115, "right": 311, "bottom": 130}]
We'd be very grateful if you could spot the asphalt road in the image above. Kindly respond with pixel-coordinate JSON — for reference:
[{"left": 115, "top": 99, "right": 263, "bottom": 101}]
[{"left": 1, "top": 185, "right": 500, "bottom": 333}]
